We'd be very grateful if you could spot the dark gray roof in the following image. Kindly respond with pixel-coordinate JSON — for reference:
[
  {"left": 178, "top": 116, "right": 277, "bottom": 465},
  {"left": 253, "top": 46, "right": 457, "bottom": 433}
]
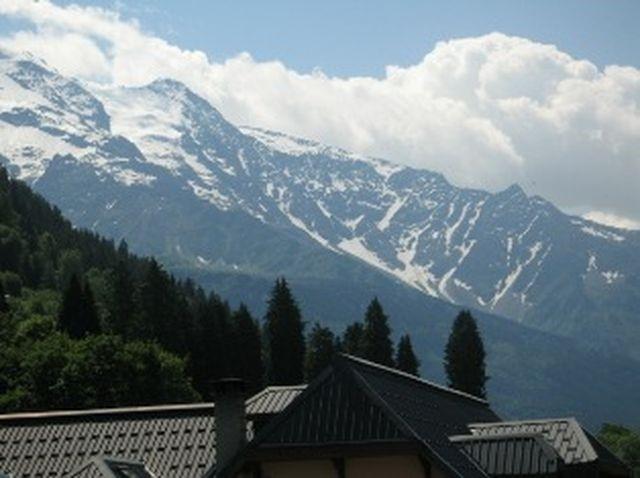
[
  {"left": 0, "top": 386, "right": 302, "bottom": 478},
  {"left": 67, "top": 456, "right": 155, "bottom": 478},
  {"left": 0, "top": 403, "right": 215, "bottom": 478},
  {"left": 219, "top": 354, "right": 501, "bottom": 478},
  {"left": 469, "top": 418, "right": 597, "bottom": 465},
  {"left": 451, "top": 433, "right": 560, "bottom": 476}
]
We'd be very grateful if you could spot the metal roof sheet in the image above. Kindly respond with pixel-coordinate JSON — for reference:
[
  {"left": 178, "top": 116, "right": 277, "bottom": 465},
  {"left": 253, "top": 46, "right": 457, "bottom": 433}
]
[
  {"left": 0, "top": 386, "right": 302, "bottom": 478},
  {"left": 469, "top": 418, "right": 598, "bottom": 465},
  {"left": 67, "top": 456, "right": 155, "bottom": 478},
  {"left": 451, "top": 433, "right": 560, "bottom": 476},
  {"left": 245, "top": 385, "right": 306, "bottom": 417},
  {"left": 222, "top": 354, "right": 500, "bottom": 478}
]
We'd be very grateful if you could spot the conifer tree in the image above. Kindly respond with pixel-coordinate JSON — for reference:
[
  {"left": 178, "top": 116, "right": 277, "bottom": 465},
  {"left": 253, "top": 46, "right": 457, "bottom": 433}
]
[
  {"left": 81, "top": 281, "right": 101, "bottom": 335},
  {"left": 58, "top": 274, "right": 99, "bottom": 338},
  {"left": 444, "top": 310, "right": 488, "bottom": 399},
  {"left": 0, "top": 281, "right": 8, "bottom": 313},
  {"left": 362, "top": 297, "right": 394, "bottom": 367},
  {"left": 135, "top": 259, "right": 186, "bottom": 353},
  {"left": 264, "top": 278, "right": 305, "bottom": 385},
  {"left": 107, "top": 259, "right": 135, "bottom": 336},
  {"left": 231, "top": 304, "right": 264, "bottom": 394},
  {"left": 395, "top": 334, "right": 420, "bottom": 376},
  {"left": 304, "top": 323, "right": 336, "bottom": 381},
  {"left": 341, "top": 322, "right": 365, "bottom": 357}
]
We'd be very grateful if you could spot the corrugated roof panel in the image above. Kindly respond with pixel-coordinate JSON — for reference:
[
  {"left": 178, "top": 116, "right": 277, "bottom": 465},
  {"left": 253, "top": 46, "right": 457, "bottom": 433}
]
[
  {"left": 469, "top": 418, "right": 598, "bottom": 465},
  {"left": 451, "top": 433, "right": 560, "bottom": 476},
  {"left": 0, "top": 385, "right": 303, "bottom": 478}
]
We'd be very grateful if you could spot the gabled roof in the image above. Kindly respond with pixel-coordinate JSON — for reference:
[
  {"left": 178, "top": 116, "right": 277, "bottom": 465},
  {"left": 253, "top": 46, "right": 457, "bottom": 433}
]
[
  {"left": 0, "top": 386, "right": 302, "bottom": 478},
  {"left": 469, "top": 418, "right": 598, "bottom": 465},
  {"left": 451, "top": 433, "right": 561, "bottom": 476},
  {"left": 217, "top": 354, "right": 501, "bottom": 478}
]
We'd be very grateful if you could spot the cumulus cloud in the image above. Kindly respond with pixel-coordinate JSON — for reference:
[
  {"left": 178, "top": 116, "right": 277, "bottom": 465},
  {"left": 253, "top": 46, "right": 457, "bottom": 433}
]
[{"left": 0, "top": 0, "right": 639, "bottom": 228}]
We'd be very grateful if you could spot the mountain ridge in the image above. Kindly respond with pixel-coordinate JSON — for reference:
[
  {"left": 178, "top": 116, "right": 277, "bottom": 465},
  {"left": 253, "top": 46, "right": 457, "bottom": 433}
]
[{"left": 1, "top": 52, "right": 639, "bottom": 360}]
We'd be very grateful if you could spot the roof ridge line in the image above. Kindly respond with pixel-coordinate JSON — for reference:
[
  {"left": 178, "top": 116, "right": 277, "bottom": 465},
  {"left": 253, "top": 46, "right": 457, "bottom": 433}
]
[
  {"left": 341, "top": 354, "right": 489, "bottom": 405},
  {"left": 343, "top": 358, "right": 488, "bottom": 478},
  {"left": 469, "top": 417, "right": 577, "bottom": 427},
  {"left": 0, "top": 402, "right": 215, "bottom": 421}
]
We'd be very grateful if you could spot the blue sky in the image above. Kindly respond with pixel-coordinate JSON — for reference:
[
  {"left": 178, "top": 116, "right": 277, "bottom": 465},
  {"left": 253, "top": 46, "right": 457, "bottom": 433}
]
[{"left": 4, "top": 0, "right": 638, "bottom": 77}]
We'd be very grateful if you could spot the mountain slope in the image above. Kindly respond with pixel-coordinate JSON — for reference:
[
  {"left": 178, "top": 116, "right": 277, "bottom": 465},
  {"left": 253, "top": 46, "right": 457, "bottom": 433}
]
[
  {"left": 1, "top": 53, "right": 640, "bottom": 427},
  {"left": 92, "top": 75, "right": 640, "bottom": 358}
]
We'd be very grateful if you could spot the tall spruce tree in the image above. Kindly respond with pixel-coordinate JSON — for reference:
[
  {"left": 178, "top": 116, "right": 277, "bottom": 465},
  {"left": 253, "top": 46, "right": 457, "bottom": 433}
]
[
  {"left": 362, "top": 297, "right": 395, "bottom": 367},
  {"left": 107, "top": 259, "right": 135, "bottom": 336},
  {"left": 444, "top": 310, "right": 488, "bottom": 399},
  {"left": 264, "top": 278, "right": 305, "bottom": 385},
  {"left": 81, "top": 281, "right": 101, "bottom": 335},
  {"left": 396, "top": 334, "right": 420, "bottom": 376},
  {"left": 58, "top": 274, "right": 99, "bottom": 338},
  {"left": 231, "top": 304, "right": 264, "bottom": 394},
  {"left": 304, "top": 323, "right": 336, "bottom": 381},
  {"left": 341, "top": 322, "right": 365, "bottom": 357},
  {"left": 135, "top": 259, "right": 186, "bottom": 353}
]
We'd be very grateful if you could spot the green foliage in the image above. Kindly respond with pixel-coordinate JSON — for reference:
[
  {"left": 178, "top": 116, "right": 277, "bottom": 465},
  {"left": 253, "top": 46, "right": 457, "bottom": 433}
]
[
  {"left": 361, "top": 297, "right": 395, "bottom": 367},
  {"left": 304, "top": 323, "right": 337, "bottom": 381},
  {"left": 341, "top": 322, "right": 365, "bottom": 357},
  {"left": 230, "top": 304, "right": 264, "bottom": 394},
  {"left": 58, "top": 274, "right": 100, "bottom": 339},
  {"left": 0, "top": 333, "right": 197, "bottom": 411},
  {"left": 598, "top": 423, "right": 640, "bottom": 477},
  {"left": 396, "top": 334, "right": 420, "bottom": 376},
  {"left": 0, "top": 270, "right": 22, "bottom": 296},
  {"left": 0, "top": 280, "right": 7, "bottom": 313},
  {"left": 264, "top": 278, "right": 306, "bottom": 385},
  {"left": 444, "top": 310, "right": 488, "bottom": 399}
]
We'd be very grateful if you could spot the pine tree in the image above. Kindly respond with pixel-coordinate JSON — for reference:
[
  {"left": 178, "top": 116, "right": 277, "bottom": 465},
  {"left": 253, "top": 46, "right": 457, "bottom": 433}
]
[
  {"left": 58, "top": 274, "right": 99, "bottom": 338},
  {"left": 81, "top": 281, "right": 101, "bottom": 335},
  {"left": 395, "top": 334, "right": 420, "bottom": 376},
  {"left": 444, "top": 310, "right": 488, "bottom": 399},
  {"left": 341, "top": 322, "right": 365, "bottom": 356},
  {"left": 231, "top": 304, "right": 264, "bottom": 394},
  {"left": 304, "top": 323, "right": 336, "bottom": 381},
  {"left": 362, "top": 297, "right": 394, "bottom": 367},
  {"left": 0, "top": 281, "right": 8, "bottom": 313},
  {"left": 264, "top": 278, "right": 305, "bottom": 385},
  {"left": 135, "top": 259, "right": 186, "bottom": 353},
  {"left": 107, "top": 259, "right": 135, "bottom": 336}
]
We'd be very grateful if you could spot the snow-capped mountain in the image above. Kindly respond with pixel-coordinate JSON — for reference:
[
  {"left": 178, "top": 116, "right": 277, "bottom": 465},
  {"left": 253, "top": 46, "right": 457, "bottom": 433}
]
[{"left": 1, "top": 53, "right": 639, "bottom": 359}]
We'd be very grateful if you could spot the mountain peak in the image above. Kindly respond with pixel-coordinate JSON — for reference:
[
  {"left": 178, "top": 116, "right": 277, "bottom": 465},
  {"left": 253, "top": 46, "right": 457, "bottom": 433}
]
[{"left": 148, "top": 77, "right": 190, "bottom": 93}]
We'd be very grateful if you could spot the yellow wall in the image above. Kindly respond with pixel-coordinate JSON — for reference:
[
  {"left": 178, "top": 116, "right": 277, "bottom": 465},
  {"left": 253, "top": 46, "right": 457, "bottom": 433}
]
[{"left": 261, "top": 459, "right": 336, "bottom": 478}]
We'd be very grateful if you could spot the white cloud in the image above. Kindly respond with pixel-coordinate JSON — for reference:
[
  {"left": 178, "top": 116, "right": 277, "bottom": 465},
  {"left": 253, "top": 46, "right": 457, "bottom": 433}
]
[
  {"left": 583, "top": 211, "right": 640, "bottom": 231},
  {"left": 0, "top": 0, "right": 639, "bottom": 228}
]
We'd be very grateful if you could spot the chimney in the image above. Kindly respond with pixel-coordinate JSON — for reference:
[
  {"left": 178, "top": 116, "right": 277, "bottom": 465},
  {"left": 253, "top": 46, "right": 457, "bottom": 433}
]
[{"left": 213, "top": 378, "right": 246, "bottom": 470}]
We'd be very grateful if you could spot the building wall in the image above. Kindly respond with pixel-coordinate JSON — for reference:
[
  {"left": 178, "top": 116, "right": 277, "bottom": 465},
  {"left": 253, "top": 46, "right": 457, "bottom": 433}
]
[
  {"left": 260, "top": 459, "right": 336, "bottom": 478},
  {"left": 252, "top": 454, "right": 445, "bottom": 478},
  {"left": 345, "top": 455, "right": 427, "bottom": 478}
]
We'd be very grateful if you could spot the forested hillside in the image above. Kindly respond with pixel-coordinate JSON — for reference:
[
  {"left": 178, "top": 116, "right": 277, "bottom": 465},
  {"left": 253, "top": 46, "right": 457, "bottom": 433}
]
[
  {"left": 0, "top": 167, "right": 262, "bottom": 410},
  {"left": 0, "top": 167, "right": 418, "bottom": 411}
]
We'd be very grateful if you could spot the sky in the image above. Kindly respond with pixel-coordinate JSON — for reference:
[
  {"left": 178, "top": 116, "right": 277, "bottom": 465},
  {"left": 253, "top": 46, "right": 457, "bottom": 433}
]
[{"left": 0, "top": 0, "right": 639, "bottom": 228}]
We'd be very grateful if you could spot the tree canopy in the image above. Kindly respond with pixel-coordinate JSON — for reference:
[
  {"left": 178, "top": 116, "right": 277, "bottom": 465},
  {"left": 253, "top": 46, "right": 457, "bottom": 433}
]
[
  {"left": 264, "top": 278, "right": 306, "bottom": 385},
  {"left": 444, "top": 310, "right": 488, "bottom": 399},
  {"left": 396, "top": 334, "right": 420, "bottom": 376}
]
